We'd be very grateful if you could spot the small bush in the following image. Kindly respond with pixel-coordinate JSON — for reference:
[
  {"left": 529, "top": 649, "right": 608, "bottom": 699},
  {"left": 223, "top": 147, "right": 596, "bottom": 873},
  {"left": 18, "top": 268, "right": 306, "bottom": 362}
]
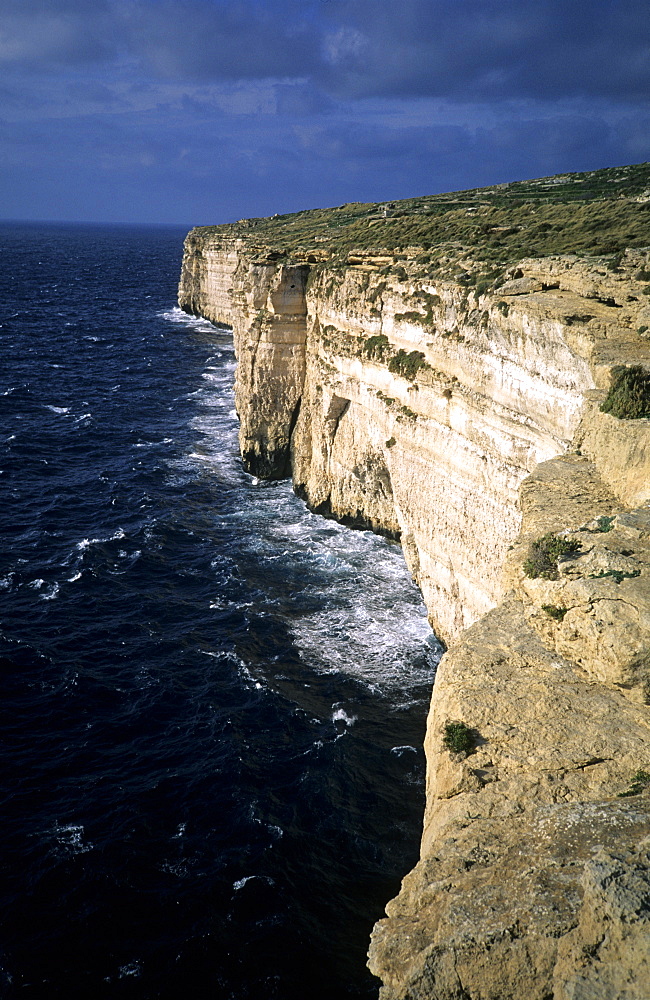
[
  {"left": 394, "top": 311, "right": 427, "bottom": 325},
  {"left": 618, "top": 769, "right": 650, "bottom": 797},
  {"left": 442, "top": 721, "right": 476, "bottom": 755},
  {"left": 363, "top": 333, "right": 390, "bottom": 360},
  {"left": 595, "top": 515, "right": 615, "bottom": 532},
  {"left": 385, "top": 437, "right": 396, "bottom": 448},
  {"left": 388, "top": 349, "right": 427, "bottom": 381},
  {"left": 523, "top": 533, "right": 582, "bottom": 580},
  {"left": 542, "top": 605, "right": 568, "bottom": 621},
  {"left": 590, "top": 568, "right": 640, "bottom": 584},
  {"left": 600, "top": 365, "right": 650, "bottom": 419}
]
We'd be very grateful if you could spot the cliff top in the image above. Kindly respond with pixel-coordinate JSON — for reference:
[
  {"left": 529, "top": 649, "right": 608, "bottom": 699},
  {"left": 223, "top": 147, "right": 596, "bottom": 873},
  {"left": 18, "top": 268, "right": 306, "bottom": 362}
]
[{"left": 191, "top": 161, "right": 650, "bottom": 274}]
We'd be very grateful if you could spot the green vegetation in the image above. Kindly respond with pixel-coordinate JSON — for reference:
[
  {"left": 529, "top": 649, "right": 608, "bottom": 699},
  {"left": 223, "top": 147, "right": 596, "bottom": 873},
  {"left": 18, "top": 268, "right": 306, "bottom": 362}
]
[
  {"left": 523, "top": 533, "right": 582, "bottom": 580},
  {"left": 589, "top": 568, "right": 641, "bottom": 584},
  {"left": 618, "top": 769, "right": 650, "bottom": 797},
  {"left": 363, "top": 333, "right": 390, "bottom": 360},
  {"left": 193, "top": 162, "right": 650, "bottom": 273},
  {"left": 595, "top": 515, "right": 615, "bottom": 532},
  {"left": 388, "top": 350, "right": 428, "bottom": 381},
  {"left": 442, "top": 721, "right": 477, "bottom": 755},
  {"left": 385, "top": 437, "right": 396, "bottom": 448},
  {"left": 394, "top": 310, "right": 428, "bottom": 325},
  {"left": 542, "top": 605, "right": 568, "bottom": 621},
  {"left": 600, "top": 365, "right": 650, "bottom": 419}
]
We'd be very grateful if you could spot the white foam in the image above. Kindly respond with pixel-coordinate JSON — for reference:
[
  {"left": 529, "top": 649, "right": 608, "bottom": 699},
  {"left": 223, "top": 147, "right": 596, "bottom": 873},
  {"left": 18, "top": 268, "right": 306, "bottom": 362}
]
[
  {"left": 233, "top": 876, "right": 256, "bottom": 891},
  {"left": 44, "top": 404, "right": 70, "bottom": 414},
  {"left": 159, "top": 306, "right": 230, "bottom": 333},
  {"left": 50, "top": 822, "right": 93, "bottom": 855},
  {"left": 76, "top": 528, "right": 125, "bottom": 551},
  {"left": 41, "top": 582, "right": 60, "bottom": 601},
  {"left": 174, "top": 335, "right": 440, "bottom": 695},
  {"left": 118, "top": 962, "right": 141, "bottom": 979},
  {"left": 232, "top": 875, "right": 274, "bottom": 891},
  {"left": 332, "top": 706, "right": 357, "bottom": 727}
]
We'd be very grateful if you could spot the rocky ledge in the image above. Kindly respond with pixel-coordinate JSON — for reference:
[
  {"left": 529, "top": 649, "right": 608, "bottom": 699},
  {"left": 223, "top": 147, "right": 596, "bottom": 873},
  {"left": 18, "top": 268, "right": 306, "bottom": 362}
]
[{"left": 179, "top": 163, "right": 650, "bottom": 999}]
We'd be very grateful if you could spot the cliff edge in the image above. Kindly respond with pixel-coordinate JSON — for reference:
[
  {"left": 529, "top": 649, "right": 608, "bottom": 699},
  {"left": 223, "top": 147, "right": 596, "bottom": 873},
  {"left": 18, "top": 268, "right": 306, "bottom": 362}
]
[{"left": 179, "top": 163, "right": 650, "bottom": 999}]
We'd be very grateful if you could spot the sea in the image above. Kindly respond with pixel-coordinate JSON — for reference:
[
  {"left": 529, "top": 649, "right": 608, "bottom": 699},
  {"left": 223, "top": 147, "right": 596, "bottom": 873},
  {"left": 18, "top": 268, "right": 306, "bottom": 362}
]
[{"left": 0, "top": 222, "right": 441, "bottom": 999}]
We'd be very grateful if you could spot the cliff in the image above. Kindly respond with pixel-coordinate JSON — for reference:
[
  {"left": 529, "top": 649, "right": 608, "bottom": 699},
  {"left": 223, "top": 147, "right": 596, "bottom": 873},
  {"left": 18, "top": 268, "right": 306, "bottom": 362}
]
[{"left": 179, "top": 163, "right": 650, "bottom": 999}]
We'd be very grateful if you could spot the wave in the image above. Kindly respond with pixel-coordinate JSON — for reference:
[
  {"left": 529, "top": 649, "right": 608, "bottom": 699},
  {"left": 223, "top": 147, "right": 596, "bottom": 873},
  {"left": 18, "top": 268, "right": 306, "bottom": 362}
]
[{"left": 159, "top": 306, "right": 230, "bottom": 333}]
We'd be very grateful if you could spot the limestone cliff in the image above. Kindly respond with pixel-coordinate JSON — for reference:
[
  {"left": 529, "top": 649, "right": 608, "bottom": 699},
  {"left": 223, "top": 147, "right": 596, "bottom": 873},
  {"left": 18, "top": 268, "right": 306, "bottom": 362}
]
[{"left": 179, "top": 164, "right": 650, "bottom": 999}]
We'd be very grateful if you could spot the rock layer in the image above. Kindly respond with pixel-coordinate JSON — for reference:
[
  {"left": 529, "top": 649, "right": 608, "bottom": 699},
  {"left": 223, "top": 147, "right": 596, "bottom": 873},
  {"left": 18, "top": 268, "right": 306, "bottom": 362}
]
[{"left": 179, "top": 192, "right": 650, "bottom": 999}]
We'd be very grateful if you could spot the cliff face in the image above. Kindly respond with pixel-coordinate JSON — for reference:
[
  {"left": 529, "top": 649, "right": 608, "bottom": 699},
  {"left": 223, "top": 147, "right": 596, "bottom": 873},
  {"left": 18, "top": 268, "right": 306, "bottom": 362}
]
[{"left": 178, "top": 167, "right": 650, "bottom": 999}]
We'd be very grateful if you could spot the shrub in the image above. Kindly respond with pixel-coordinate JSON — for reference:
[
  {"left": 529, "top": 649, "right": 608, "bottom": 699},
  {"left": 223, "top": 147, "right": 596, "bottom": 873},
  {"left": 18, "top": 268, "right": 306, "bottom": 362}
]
[
  {"left": 589, "top": 569, "right": 640, "bottom": 584},
  {"left": 542, "top": 605, "right": 568, "bottom": 621},
  {"left": 394, "top": 311, "right": 427, "bottom": 324},
  {"left": 385, "top": 437, "right": 396, "bottom": 448},
  {"left": 442, "top": 721, "right": 476, "bottom": 755},
  {"left": 618, "top": 769, "right": 650, "bottom": 797},
  {"left": 600, "top": 365, "right": 650, "bottom": 419},
  {"left": 595, "top": 515, "right": 615, "bottom": 532},
  {"left": 363, "top": 333, "right": 390, "bottom": 360},
  {"left": 523, "top": 533, "right": 581, "bottom": 580},
  {"left": 388, "top": 349, "right": 427, "bottom": 380}
]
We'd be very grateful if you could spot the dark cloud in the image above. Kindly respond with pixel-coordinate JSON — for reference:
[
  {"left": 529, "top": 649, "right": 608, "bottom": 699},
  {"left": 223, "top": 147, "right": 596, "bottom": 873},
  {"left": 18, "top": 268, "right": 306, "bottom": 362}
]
[
  {"left": 1, "top": 0, "right": 648, "bottom": 104},
  {"left": 0, "top": 0, "right": 648, "bottom": 223},
  {"left": 123, "top": 0, "right": 321, "bottom": 82},
  {"left": 0, "top": 0, "right": 118, "bottom": 69},
  {"left": 317, "top": 0, "right": 650, "bottom": 102}
]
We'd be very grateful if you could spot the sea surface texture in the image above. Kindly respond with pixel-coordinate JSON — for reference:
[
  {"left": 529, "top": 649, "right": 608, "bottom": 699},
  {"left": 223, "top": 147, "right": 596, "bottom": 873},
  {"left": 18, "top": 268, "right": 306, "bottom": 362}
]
[{"left": 0, "top": 223, "right": 440, "bottom": 999}]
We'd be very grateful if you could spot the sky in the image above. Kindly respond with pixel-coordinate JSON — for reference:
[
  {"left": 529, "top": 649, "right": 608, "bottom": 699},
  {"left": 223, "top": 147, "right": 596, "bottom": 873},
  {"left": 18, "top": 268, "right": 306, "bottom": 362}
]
[{"left": 1, "top": 0, "right": 649, "bottom": 225}]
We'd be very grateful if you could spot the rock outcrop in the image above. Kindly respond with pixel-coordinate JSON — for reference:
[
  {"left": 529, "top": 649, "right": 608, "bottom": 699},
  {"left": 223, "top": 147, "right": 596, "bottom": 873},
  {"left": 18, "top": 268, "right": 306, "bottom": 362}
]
[{"left": 178, "top": 165, "right": 650, "bottom": 999}]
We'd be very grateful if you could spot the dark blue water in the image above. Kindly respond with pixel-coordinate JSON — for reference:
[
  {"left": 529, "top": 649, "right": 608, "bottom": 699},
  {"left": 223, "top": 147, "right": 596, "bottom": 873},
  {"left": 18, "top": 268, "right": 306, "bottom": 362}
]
[{"left": 0, "top": 222, "right": 440, "bottom": 999}]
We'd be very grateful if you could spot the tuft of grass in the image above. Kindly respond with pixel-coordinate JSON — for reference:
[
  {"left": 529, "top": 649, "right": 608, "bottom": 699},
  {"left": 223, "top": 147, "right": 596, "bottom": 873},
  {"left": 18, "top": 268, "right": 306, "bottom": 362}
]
[
  {"left": 442, "top": 721, "right": 477, "bottom": 756},
  {"left": 618, "top": 769, "right": 650, "bottom": 797},
  {"left": 523, "top": 533, "right": 582, "bottom": 580},
  {"left": 600, "top": 365, "right": 650, "bottom": 419},
  {"left": 542, "top": 604, "right": 568, "bottom": 621}
]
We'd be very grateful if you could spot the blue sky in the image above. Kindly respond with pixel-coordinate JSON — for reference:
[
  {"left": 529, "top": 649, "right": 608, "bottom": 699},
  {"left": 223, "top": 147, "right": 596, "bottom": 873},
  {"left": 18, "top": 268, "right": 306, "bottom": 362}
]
[{"left": 1, "top": 0, "right": 649, "bottom": 224}]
